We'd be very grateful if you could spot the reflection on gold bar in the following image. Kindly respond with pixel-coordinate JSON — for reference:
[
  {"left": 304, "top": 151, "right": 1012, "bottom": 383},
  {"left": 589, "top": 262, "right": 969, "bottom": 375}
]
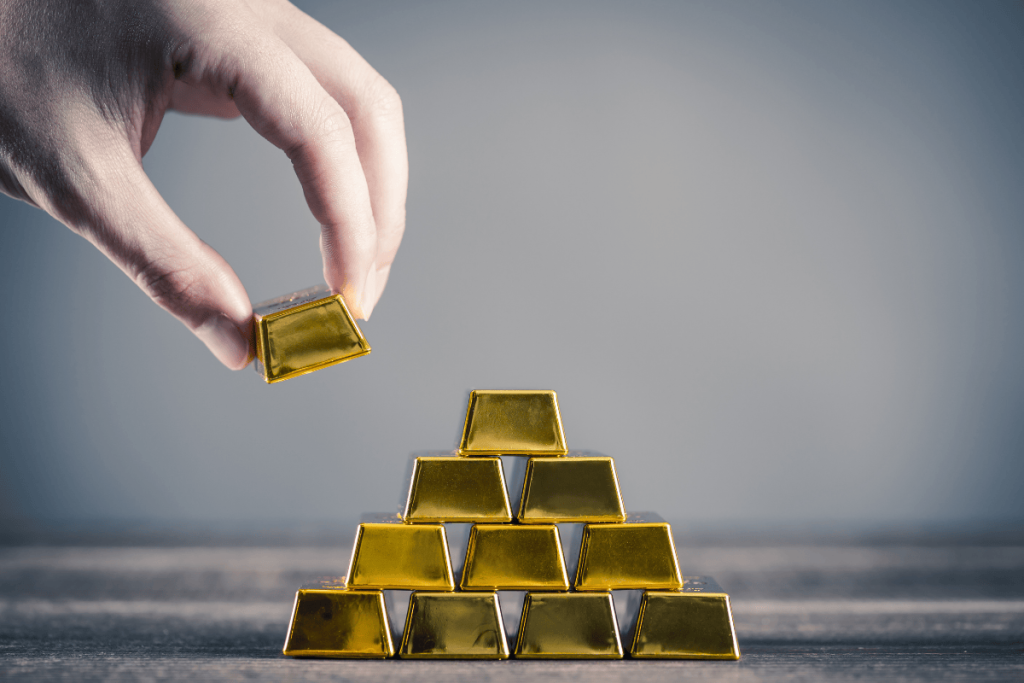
[
  {"left": 575, "top": 514, "right": 682, "bottom": 590},
  {"left": 631, "top": 577, "right": 740, "bottom": 660},
  {"left": 253, "top": 284, "right": 370, "bottom": 384},
  {"left": 399, "top": 592, "right": 509, "bottom": 659},
  {"left": 515, "top": 592, "right": 623, "bottom": 659},
  {"left": 347, "top": 515, "right": 455, "bottom": 590},
  {"left": 283, "top": 589, "right": 393, "bottom": 658},
  {"left": 518, "top": 454, "right": 626, "bottom": 523},
  {"left": 459, "top": 390, "right": 568, "bottom": 456},
  {"left": 461, "top": 525, "right": 569, "bottom": 590},
  {"left": 403, "top": 457, "right": 512, "bottom": 523}
]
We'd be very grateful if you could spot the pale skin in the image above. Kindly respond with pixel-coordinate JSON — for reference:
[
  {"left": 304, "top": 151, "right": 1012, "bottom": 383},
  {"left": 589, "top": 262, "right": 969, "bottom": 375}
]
[{"left": 0, "top": 0, "right": 407, "bottom": 369}]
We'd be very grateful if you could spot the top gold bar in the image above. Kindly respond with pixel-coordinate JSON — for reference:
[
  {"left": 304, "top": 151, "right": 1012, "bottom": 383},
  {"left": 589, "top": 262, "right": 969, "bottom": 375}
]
[
  {"left": 253, "top": 285, "right": 370, "bottom": 384},
  {"left": 459, "top": 390, "right": 568, "bottom": 456}
]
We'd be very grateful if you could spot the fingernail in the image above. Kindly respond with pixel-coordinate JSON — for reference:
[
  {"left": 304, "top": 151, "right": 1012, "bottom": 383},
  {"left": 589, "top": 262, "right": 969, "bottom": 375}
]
[
  {"left": 374, "top": 264, "right": 392, "bottom": 303},
  {"left": 195, "top": 314, "right": 252, "bottom": 370},
  {"left": 360, "top": 268, "right": 378, "bottom": 321}
]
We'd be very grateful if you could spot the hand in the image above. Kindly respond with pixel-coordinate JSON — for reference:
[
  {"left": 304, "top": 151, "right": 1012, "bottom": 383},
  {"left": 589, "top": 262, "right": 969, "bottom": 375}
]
[{"left": 0, "top": 0, "right": 407, "bottom": 369}]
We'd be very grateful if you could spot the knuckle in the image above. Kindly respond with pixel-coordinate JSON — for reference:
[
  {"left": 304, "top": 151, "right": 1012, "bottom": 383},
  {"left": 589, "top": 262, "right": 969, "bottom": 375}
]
[
  {"left": 287, "top": 99, "right": 353, "bottom": 159},
  {"left": 201, "top": 5, "right": 255, "bottom": 44},
  {"left": 315, "top": 102, "right": 355, "bottom": 143},
  {"left": 133, "top": 256, "right": 208, "bottom": 324},
  {"left": 355, "top": 77, "right": 403, "bottom": 125}
]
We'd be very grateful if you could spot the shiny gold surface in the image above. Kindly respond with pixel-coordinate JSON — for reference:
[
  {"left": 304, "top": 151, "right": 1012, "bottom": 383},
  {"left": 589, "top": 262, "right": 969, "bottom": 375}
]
[
  {"left": 514, "top": 592, "right": 622, "bottom": 659},
  {"left": 574, "top": 517, "right": 682, "bottom": 590},
  {"left": 347, "top": 519, "right": 455, "bottom": 590},
  {"left": 253, "top": 284, "right": 370, "bottom": 384},
  {"left": 399, "top": 592, "right": 509, "bottom": 659},
  {"left": 403, "top": 457, "right": 512, "bottom": 523},
  {"left": 459, "top": 390, "right": 568, "bottom": 456},
  {"left": 631, "top": 577, "right": 740, "bottom": 659},
  {"left": 518, "top": 454, "right": 626, "bottom": 523},
  {"left": 460, "top": 524, "right": 569, "bottom": 590},
  {"left": 283, "top": 589, "right": 393, "bottom": 658}
]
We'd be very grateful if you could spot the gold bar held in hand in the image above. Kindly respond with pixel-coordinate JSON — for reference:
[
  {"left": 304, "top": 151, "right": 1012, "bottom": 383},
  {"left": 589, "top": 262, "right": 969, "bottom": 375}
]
[
  {"left": 574, "top": 513, "right": 682, "bottom": 590},
  {"left": 283, "top": 587, "right": 393, "bottom": 658},
  {"left": 631, "top": 577, "right": 740, "bottom": 659},
  {"left": 460, "top": 524, "right": 569, "bottom": 590},
  {"left": 403, "top": 456, "right": 512, "bottom": 523},
  {"left": 399, "top": 592, "right": 509, "bottom": 659},
  {"left": 253, "top": 284, "right": 370, "bottom": 384},
  {"left": 347, "top": 515, "right": 455, "bottom": 590},
  {"left": 459, "top": 390, "right": 568, "bottom": 456},
  {"left": 518, "top": 453, "right": 626, "bottom": 523},
  {"left": 514, "top": 592, "right": 623, "bottom": 659}
]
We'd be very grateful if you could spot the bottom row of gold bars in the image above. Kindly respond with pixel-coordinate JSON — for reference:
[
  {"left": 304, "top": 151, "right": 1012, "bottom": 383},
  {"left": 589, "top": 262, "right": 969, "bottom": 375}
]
[{"left": 284, "top": 390, "right": 740, "bottom": 660}]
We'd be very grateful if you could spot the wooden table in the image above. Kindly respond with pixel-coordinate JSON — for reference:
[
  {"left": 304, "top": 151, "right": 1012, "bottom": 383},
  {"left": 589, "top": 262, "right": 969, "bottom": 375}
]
[{"left": 2, "top": 524, "right": 1022, "bottom": 681}]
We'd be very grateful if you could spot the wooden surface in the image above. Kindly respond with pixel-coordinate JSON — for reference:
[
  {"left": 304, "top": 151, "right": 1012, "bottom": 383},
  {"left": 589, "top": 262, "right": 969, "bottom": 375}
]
[{"left": 1, "top": 524, "right": 1022, "bottom": 681}]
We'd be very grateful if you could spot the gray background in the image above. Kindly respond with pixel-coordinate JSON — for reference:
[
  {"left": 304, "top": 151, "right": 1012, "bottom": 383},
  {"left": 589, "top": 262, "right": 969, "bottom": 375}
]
[{"left": 1, "top": 0, "right": 1022, "bottom": 526}]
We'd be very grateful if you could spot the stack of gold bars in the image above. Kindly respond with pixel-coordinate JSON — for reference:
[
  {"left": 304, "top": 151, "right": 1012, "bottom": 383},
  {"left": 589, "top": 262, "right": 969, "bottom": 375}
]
[{"left": 283, "top": 390, "right": 740, "bottom": 660}]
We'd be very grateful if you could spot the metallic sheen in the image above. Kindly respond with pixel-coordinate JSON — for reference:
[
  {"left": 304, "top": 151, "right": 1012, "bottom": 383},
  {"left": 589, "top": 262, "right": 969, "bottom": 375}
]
[
  {"left": 347, "top": 516, "right": 455, "bottom": 590},
  {"left": 518, "top": 454, "right": 626, "bottom": 523},
  {"left": 404, "top": 457, "right": 512, "bottom": 523},
  {"left": 574, "top": 514, "right": 682, "bottom": 590},
  {"left": 399, "top": 592, "right": 509, "bottom": 659},
  {"left": 283, "top": 589, "right": 393, "bottom": 658},
  {"left": 459, "top": 390, "right": 568, "bottom": 456},
  {"left": 514, "top": 592, "right": 623, "bottom": 659},
  {"left": 631, "top": 577, "right": 740, "bottom": 660},
  {"left": 460, "top": 524, "right": 569, "bottom": 590},
  {"left": 253, "top": 284, "right": 370, "bottom": 384}
]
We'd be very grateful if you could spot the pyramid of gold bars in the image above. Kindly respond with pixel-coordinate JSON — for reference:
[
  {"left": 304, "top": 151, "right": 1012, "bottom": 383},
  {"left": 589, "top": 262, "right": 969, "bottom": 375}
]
[{"left": 283, "top": 390, "right": 740, "bottom": 660}]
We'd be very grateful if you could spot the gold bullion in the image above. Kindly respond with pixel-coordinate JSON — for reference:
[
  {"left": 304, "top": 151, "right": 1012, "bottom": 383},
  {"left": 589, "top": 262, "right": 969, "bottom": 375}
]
[
  {"left": 347, "top": 516, "right": 455, "bottom": 590},
  {"left": 460, "top": 524, "right": 569, "bottom": 590},
  {"left": 575, "top": 514, "right": 682, "bottom": 590},
  {"left": 518, "top": 453, "right": 626, "bottom": 523},
  {"left": 253, "top": 284, "right": 370, "bottom": 383},
  {"left": 514, "top": 592, "right": 623, "bottom": 659},
  {"left": 404, "top": 456, "right": 512, "bottom": 523},
  {"left": 459, "top": 390, "right": 568, "bottom": 456},
  {"left": 631, "top": 577, "right": 740, "bottom": 659},
  {"left": 283, "top": 589, "right": 393, "bottom": 658},
  {"left": 399, "top": 592, "right": 509, "bottom": 659}
]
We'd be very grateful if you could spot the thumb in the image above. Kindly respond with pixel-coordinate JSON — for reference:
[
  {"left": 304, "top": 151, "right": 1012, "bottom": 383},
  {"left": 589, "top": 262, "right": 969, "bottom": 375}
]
[{"left": 60, "top": 146, "right": 253, "bottom": 369}]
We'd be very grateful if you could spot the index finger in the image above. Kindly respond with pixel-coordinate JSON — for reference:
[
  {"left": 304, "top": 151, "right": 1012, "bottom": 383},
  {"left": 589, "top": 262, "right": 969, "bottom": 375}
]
[
  {"left": 181, "top": 21, "right": 379, "bottom": 318},
  {"left": 272, "top": 4, "right": 408, "bottom": 317}
]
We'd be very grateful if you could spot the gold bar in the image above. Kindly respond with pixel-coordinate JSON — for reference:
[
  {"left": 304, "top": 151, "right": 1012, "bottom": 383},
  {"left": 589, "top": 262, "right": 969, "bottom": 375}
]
[
  {"left": 459, "top": 390, "right": 568, "bottom": 456},
  {"left": 283, "top": 588, "right": 393, "bottom": 658},
  {"left": 574, "top": 513, "right": 682, "bottom": 590},
  {"left": 399, "top": 592, "right": 509, "bottom": 659},
  {"left": 514, "top": 592, "right": 622, "bottom": 659},
  {"left": 518, "top": 453, "right": 626, "bottom": 523},
  {"left": 460, "top": 524, "right": 569, "bottom": 590},
  {"left": 253, "top": 284, "right": 370, "bottom": 383},
  {"left": 631, "top": 577, "right": 740, "bottom": 660},
  {"left": 347, "top": 514, "right": 455, "bottom": 590},
  {"left": 403, "top": 456, "right": 512, "bottom": 523}
]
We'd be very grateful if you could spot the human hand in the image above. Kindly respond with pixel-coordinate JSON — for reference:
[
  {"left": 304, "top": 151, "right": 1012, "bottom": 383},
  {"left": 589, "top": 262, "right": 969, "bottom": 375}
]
[{"left": 0, "top": 0, "right": 407, "bottom": 369}]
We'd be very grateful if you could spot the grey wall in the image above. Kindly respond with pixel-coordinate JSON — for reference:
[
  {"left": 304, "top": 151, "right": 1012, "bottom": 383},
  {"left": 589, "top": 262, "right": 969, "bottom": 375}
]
[{"left": 1, "top": 0, "right": 1022, "bottom": 525}]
